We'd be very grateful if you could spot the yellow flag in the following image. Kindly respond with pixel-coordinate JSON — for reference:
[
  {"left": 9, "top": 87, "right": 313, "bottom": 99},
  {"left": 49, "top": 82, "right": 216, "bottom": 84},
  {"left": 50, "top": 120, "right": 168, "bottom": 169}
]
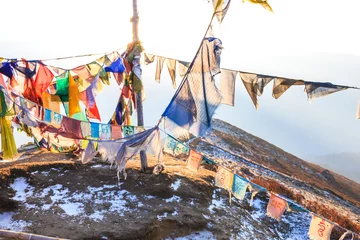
[
  {"left": 0, "top": 57, "right": 4, "bottom": 63},
  {"left": 244, "top": 0, "right": 273, "bottom": 12},
  {"left": 68, "top": 73, "right": 81, "bottom": 117}
]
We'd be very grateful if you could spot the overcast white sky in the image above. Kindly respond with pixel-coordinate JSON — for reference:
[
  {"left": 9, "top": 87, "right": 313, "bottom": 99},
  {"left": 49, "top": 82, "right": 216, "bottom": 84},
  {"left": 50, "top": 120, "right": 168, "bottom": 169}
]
[{"left": 1, "top": 0, "right": 359, "bottom": 159}]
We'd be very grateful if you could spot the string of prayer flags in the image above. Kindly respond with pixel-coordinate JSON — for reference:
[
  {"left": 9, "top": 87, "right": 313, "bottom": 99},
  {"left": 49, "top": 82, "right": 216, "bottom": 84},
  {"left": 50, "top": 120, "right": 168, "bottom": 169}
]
[
  {"left": 308, "top": 215, "right": 334, "bottom": 240},
  {"left": 220, "top": 69, "right": 237, "bottom": 106},
  {"left": 266, "top": 194, "right": 288, "bottom": 221},
  {"left": 213, "top": 0, "right": 231, "bottom": 23},
  {"left": 186, "top": 150, "right": 203, "bottom": 172},
  {"left": 304, "top": 82, "right": 348, "bottom": 100},
  {"left": 215, "top": 166, "right": 234, "bottom": 191},
  {"left": 232, "top": 174, "right": 249, "bottom": 200}
]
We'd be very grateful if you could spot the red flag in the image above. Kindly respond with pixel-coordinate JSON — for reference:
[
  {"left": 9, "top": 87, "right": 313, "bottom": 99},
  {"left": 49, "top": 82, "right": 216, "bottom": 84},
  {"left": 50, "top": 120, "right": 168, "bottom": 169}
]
[
  {"left": 86, "top": 103, "right": 101, "bottom": 121},
  {"left": 34, "top": 62, "right": 54, "bottom": 97}
]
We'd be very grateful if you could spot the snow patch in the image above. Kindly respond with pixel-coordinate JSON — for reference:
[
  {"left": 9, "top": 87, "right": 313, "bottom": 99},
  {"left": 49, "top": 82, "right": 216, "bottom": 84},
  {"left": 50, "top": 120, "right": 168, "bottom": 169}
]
[
  {"left": 0, "top": 212, "right": 29, "bottom": 231},
  {"left": 59, "top": 202, "right": 84, "bottom": 216},
  {"left": 171, "top": 179, "right": 182, "bottom": 191},
  {"left": 165, "top": 195, "right": 181, "bottom": 203},
  {"left": 166, "top": 230, "right": 215, "bottom": 240},
  {"left": 10, "top": 178, "right": 34, "bottom": 202}
]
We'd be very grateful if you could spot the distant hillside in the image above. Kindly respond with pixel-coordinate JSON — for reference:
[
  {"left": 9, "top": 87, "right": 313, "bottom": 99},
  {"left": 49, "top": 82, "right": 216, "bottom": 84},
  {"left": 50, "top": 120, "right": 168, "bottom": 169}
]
[
  {"left": 305, "top": 153, "right": 360, "bottom": 183},
  {"left": 190, "top": 119, "right": 360, "bottom": 207}
]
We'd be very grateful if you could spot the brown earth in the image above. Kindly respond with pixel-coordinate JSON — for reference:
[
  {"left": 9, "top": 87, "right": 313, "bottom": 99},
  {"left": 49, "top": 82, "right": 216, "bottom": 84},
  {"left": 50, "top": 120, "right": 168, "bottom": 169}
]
[{"left": 0, "top": 150, "right": 297, "bottom": 240}]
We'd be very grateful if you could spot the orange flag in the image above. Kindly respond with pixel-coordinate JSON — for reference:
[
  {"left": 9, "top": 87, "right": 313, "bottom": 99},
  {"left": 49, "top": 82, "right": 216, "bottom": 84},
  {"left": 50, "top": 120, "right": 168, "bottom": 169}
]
[
  {"left": 215, "top": 166, "right": 234, "bottom": 191},
  {"left": 68, "top": 73, "right": 81, "bottom": 117}
]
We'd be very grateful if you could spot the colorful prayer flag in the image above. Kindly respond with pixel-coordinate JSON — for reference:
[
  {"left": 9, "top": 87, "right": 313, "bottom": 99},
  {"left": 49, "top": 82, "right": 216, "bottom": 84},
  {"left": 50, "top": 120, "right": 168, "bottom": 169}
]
[
  {"left": 111, "top": 125, "right": 123, "bottom": 140},
  {"left": 186, "top": 150, "right": 203, "bottom": 173},
  {"left": 123, "top": 125, "right": 134, "bottom": 137},
  {"left": 90, "top": 122, "right": 100, "bottom": 139},
  {"left": 44, "top": 108, "right": 52, "bottom": 123},
  {"left": 213, "top": 0, "right": 231, "bottom": 23},
  {"left": 163, "top": 135, "right": 177, "bottom": 155},
  {"left": 68, "top": 73, "right": 81, "bottom": 117},
  {"left": 52, "top": 112, "right": 62, "bottom": 127},
  {"left": 232, "top": 175, "right": 249, "bottom": 200},
  {"left": 308, "top": 215, "right": 334, "bottom": 240},
  {"left": 80, "top": 122, "right": 91, "bottom": 138},
  {"left": 215, "top": 166, "right": 234, "bottom": 191},
  {"left": 266, "top": 194, "right": 288, "bottom": 221},
  {"left": 34, "top": 62, "right": 54, "bottom": 98},
  {"left": 100, "top": 124, "right": 111, "bottom": 140}
]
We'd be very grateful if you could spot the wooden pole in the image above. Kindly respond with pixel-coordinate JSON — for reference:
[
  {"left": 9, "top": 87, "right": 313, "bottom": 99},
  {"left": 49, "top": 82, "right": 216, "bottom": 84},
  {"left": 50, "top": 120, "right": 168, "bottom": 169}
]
[{"left": 132, "top": 0, "right": 148, "bottom": 172}]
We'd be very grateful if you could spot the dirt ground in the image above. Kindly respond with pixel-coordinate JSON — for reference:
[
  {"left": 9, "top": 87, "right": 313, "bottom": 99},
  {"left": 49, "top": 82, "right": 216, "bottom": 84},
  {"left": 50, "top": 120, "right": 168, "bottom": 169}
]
[{"left": 0, "top": 150, "right": 329, "bottom": 240}]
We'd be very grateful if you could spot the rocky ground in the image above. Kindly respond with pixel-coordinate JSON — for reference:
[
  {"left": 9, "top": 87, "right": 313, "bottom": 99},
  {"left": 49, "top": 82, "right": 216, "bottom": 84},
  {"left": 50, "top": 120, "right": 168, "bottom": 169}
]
[{"left": 0, "top": 151, "right": 315, "bottom": 240}]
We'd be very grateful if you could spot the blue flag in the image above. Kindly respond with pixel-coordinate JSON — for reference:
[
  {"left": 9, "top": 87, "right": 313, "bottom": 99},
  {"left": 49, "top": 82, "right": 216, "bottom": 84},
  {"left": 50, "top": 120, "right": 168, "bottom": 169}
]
[{"left": 232, "top": 175, "right": 249, "bottom": 200}]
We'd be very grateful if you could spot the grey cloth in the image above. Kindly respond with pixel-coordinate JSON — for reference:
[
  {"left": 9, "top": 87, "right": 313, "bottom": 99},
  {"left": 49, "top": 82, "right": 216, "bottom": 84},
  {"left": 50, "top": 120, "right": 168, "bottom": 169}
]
[
  {"left": 304, "top": 81, "right": 347, "bottom": 100},
  {"left": 239, "top": 73, "right": 273, "bottom": 109},
  {"left": 155, "top": 56, "right": 165, "bottom": 83},
  {"left": 81, "top": 141, "right": 97, "bottom": 164},
  {"left": 220, "top": 69, "right": 237, "bottom": 106},
  {"left": 272, "top": 78, "right": 304, "bottom": 99},
  {"left": 166, "top": 58, "right": 177, "bottom": 89}
]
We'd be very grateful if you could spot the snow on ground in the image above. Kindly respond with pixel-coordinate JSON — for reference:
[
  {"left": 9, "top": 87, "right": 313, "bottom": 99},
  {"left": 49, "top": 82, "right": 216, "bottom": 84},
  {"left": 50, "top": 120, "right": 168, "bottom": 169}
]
[
  {"left": 165, "top": 230, "right": 215, "bottom": 240},
  {"left": 0, "top": 212, "right": 29, "bottom": 231},
  {"left": 171, "top": 179, "right": 182, "bottom": 191}
]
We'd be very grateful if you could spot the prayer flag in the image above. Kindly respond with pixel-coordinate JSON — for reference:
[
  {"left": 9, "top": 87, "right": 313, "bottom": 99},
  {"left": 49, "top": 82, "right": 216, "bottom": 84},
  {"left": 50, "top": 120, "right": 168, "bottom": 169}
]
[
  {"left": 90, "top": 122, "right": 100, "bottom": 139},
  {"left": 42, "top": 92, "right": 61, "bottom": 113},
  {"left": 239, "top": 73, "right": 273, "bottom": 110},
  {"left": 163, "top": 135, "right": 177, "bottom": 155},
  {"left": 266, "top": 194, "right": 288, "bottom": 221},
  {"left": 155, "top": 56, "right": 165, "bottom": 83},
  {"left": 177, "top": 61, "right": 189, "bottom": 77},
  {"left": 232, "top": 175, "right": 249, "bottom": 200},
  {"left": 215, "top": 166, "right": 234, "bottom": 191},
  {"left": 244, "top": 0, "right": 273, "bottom": 12},
  {"left": 304, "top": 82, "right": 348, "bottom": 100},
  {"left": 68, "top": 73, "right": 81, "bottom": 117},
  {"left": 104, "top": 57, "right": 125, "bottom": 73},
  {"left": 272, "top": 78, "right": 304, "bottom": 99},
  {"left": 213, "top": 0, "right": 231, "bottom": 23},
  {"left": 308, "top": 215, "right": 334, "bottom": 240},
  {"left": 80, "top": 122, "right": 91, "bottom": 138},
  {"left": 72, "top": 65, "right": 93, "bottom": 81},
  {"left": 220, "top": 69, "right": 237, "bottom": 106},
  {"left": 100, "top": 124, "right": 111, "bottom": 140},
  {"left": 174, "top": 142, "right": 190, "bottom": 156},
  {"left": 34, "top": 62, "right": 54, "bottom": 97},
  {"left": 52, "top": 112, "right": 62, "bottom": 127},
  {"left": 123, "top": 125, "right": 135, "bottom": 137},
  {"left": 111, "top": 125, "right": 123, "bottom": 140},
  {"left": 186, "top": 150, "right": 203, "bottom": 172},
  {"left": 44, "top": 109, "right": 52, "bottom": 123},
  {"left": 144, "top": 53, "right": 155, "bottom": 65},
  {"left": 166, "top": 58, "right": 177, "bottom": 88}
]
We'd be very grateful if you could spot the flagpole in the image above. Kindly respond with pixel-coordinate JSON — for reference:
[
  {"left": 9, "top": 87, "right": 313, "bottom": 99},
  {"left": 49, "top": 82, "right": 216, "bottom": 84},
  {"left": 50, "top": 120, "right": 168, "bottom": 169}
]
[{"left": 132, "top": 0, "right": 148, "bottom": 172}]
